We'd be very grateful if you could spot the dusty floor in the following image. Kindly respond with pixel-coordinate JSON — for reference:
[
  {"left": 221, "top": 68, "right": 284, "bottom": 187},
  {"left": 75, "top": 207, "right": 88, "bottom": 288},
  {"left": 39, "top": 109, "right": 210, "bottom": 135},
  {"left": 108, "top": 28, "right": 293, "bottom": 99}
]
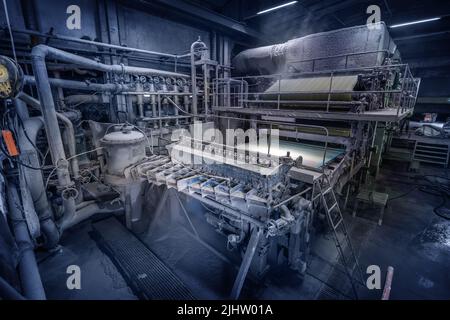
[{"left": 37, "top": 161, "right": 450, "bottom": 300}]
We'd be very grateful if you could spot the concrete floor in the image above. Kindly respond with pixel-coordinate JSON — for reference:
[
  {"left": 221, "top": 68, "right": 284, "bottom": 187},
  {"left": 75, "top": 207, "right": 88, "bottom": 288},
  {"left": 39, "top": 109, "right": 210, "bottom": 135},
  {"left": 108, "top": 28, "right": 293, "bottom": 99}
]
[
  {"left": 37, "top": 162, "right": 450, "bottom": 300},
  {"left": 355, "top": 163, "right": 450, "bottom": 299},
  {"left": 37, "top": 218, "right": 137, "bottom": 300}
]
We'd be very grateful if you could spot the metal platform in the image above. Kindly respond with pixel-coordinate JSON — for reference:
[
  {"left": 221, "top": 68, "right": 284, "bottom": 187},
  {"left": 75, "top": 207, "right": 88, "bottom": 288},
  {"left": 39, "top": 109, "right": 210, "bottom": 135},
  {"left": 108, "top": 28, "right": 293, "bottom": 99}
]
[{"left": 92, "top": 217, "right": 195, "bottom": 300}]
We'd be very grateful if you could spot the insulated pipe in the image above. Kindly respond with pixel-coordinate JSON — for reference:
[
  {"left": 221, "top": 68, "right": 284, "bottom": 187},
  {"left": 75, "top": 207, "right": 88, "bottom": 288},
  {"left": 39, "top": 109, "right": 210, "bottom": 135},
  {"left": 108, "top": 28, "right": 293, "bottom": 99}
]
[
  {"left": 6, "top": 181, "right": 46, "bottom": 300},
  {"left": 18, "top": 116, "right": 60, "bottom": 249},
  {"left": 17, "top": 93, "right": 79, "bottom": 178},
  {"left": 30, "top": 47, "right": 77, "bottom": 207},
  {"left": 17, "top": 91, "right": 77, "bottom": 235}
]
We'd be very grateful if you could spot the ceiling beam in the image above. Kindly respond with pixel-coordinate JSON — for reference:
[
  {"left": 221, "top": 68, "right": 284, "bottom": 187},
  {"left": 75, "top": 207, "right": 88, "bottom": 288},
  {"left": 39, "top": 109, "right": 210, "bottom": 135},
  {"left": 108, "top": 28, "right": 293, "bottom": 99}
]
[{"left": 141, "top": 0, "right": 265, "bottom": 41}]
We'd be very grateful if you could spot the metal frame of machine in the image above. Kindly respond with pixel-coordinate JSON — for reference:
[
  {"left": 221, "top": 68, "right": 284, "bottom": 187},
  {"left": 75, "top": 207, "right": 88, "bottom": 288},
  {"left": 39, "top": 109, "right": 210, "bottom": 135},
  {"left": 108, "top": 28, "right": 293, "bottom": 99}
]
[{"left": 0, "top": 22, "right": 421, "bottom": 300}]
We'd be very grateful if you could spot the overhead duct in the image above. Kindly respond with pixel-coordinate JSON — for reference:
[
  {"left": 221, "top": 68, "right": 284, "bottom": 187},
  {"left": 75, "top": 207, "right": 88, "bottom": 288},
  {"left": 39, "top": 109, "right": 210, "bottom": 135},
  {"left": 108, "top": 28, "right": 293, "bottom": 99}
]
[{"left": 232, "top": 22, "right": 399, "bottom": 76}]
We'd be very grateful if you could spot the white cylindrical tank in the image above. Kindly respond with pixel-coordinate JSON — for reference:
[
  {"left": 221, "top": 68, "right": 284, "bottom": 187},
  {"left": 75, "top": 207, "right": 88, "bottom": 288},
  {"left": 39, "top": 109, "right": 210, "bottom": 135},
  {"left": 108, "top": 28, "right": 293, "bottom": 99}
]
[{"left": 101, "top": 129, "right": 146, "bottom": 176}]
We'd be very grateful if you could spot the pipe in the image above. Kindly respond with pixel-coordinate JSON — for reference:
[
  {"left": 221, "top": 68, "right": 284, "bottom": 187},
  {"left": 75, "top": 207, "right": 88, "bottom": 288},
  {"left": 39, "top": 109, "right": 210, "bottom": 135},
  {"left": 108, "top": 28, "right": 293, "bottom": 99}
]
[
  {"left": 183, "top": 81, "right": 190, "bottom": 114},
  {"left": 6, "top": 181, "right": 46, "bottom": 300},
  {"left": 150, "top": 82, "right": 157, "bottom": 126},
  {"left": 24, "top": 75, "right": 132, "bottom": 92},
  {"left": 64, "top": 94, "right": 105, "bottom": 105},
  {"left": 60, "top": 202, "right": 124, "bottom": 231},
  {"left": 62, "top": 94, "right": 175, "bottom": 109},
  {"left": 17, "top": 93, "right": 79, "bottom": 178},
  {"left": 190, "top": 39, "right": 208, "bottom": 117},
  {"left": 14, "top": 98, "right": 30, "bottom": 120},
  {"left": 7, "top": 27, "right": 189, "bottom": 59},
  {"left": 57, "top": 112, "right": 80, "bottom": 178},
  {"left": 17, "top": 89, "right": 76, "bottom": 236},
  {"left": 30, "top": 47, "right": 76, "bottom": 199},
  {"left": 0, "top": 276, "right": 26, "bottom": 300},
  {"left": 17, "top": 116, "right": 60, "bottom": 249},
  {"left": 32, "top": 45, "right": 189, "bottom": 78},
  {"left": 171, "top": 79, "right": 179, "bottom": 125},
  {"left": 280, "top": 205, "right": 294, "bottom": 221},
  {"left": 53, "top": 71, "right": 66, "bottom": 109},
  {"left": 136, "top": 82, "right": 144, "bottom": 118}
]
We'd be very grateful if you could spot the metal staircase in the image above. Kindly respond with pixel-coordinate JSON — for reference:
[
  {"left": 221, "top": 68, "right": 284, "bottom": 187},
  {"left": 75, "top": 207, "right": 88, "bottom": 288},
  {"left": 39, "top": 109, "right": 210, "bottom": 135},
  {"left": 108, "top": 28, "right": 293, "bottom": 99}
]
[
  {"left": 313, "top": 174, "right": 364, "bottom": 299},
  {"left": 413, "top": 141, "right": 449, "bottom": 167}
]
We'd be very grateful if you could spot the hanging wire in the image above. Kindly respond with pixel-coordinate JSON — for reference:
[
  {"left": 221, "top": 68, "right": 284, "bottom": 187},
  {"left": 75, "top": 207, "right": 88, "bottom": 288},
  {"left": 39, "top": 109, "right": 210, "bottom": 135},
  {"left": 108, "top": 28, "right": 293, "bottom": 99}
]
[{"left": 2, "top": 0, "right": 18, "bottom": 63}]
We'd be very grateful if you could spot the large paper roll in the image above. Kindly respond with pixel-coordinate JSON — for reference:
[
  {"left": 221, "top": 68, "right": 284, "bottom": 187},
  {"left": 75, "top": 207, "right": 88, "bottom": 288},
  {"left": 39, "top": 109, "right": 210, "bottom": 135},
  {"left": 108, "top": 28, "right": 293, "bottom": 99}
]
[{"left": 263, "top": 75, "right": 360, "bottom": 102}]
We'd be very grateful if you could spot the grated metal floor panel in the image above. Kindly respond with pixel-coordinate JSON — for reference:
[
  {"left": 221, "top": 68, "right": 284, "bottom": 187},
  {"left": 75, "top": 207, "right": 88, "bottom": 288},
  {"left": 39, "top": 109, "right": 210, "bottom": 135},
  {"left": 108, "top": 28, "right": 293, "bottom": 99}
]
[{"left": 91, "top": 217, "right": 195, "bottom": 300}]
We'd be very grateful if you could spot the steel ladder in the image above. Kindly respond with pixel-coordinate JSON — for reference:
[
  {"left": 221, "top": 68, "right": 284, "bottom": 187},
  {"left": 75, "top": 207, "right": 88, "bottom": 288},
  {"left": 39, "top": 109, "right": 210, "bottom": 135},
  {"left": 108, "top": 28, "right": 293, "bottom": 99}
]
[{"left": 313, "top": 174, "right": 364, "bottom": 299}]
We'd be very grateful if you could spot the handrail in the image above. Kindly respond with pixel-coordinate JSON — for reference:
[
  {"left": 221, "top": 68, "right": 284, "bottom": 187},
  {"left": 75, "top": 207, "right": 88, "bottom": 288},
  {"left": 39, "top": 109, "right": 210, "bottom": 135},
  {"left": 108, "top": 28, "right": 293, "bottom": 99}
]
[{"left": 214, "top": 63, "right": 418, "bottom": 116}]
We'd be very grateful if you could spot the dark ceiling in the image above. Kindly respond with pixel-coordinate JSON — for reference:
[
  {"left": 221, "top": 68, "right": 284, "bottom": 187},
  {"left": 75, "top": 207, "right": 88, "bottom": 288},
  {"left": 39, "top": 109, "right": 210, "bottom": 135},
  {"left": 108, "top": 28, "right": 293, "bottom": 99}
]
[{"left": 130, "top": 0, "right": 450, "bottom": 80}]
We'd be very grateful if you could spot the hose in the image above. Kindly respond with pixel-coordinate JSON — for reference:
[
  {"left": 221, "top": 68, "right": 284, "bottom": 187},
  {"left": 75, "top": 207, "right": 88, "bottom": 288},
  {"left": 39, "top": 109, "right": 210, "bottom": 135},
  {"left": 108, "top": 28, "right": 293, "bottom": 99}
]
[{"left": 385, "top": 174, "right": 450, "bottom": 220}]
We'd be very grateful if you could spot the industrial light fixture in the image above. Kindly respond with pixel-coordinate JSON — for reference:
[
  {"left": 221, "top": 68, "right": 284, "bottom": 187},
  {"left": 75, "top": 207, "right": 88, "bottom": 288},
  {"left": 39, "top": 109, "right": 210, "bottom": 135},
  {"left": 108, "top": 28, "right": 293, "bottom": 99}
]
[
  {"left": 390, "top": 17, "right": 440, "bottom": 28},
  {"left": 256, "top": 1, "right": 298, "bottom": 15}
]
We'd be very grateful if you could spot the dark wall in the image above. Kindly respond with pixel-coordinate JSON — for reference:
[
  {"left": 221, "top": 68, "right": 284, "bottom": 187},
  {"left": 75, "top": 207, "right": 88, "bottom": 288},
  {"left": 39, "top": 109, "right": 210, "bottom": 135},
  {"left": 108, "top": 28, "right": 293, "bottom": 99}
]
[{"left": 1, "top": 0, "right": 211, "bottom": 56}]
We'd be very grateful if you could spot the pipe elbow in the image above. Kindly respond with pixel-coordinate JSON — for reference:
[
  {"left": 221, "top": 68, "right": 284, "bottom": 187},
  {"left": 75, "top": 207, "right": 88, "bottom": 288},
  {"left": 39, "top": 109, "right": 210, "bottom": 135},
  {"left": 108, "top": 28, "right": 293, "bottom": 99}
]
[
  {"left": 40, "top": 217, "right": 61, "bottom": 250},
  {"left": 31, "top": 44, "right": 49, "bottom": 59},
  {"left": 190, "top": 38, "right": 207, "bottom": 55},
  {"left": 280, "top": 205, "right": 294, "bottom": 222}
]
